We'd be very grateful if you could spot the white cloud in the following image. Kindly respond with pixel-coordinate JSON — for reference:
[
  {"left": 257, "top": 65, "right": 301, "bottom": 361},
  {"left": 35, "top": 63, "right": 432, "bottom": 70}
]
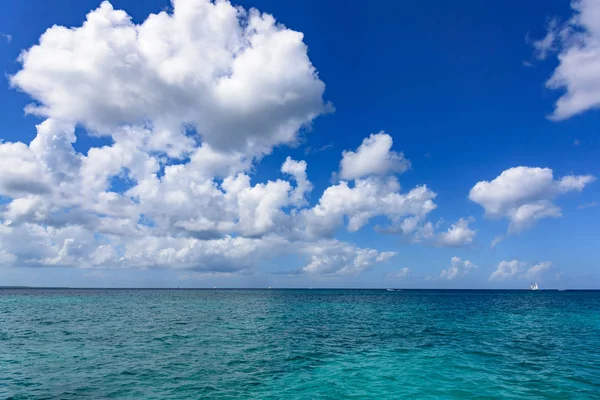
[
  {"left": 490, "top": 235, "right": 504, "bottom": 249},
  {"left": 281, "top": 157, "right": 312, "bottom": 207},
  {"left": 10, "top": 0, "right": 330, "bottom": 157},
  {"left": 304, "top": 178, "right": 437, "bottom": 238},
  {"left": 437, "top": 218, "right": 476, "bottom": 247},
  {"left": 0, "top": 33, "right": 11, "bottom": 43},
  {"left": 489, "top": 260, "right": 553, "bottom": 282},
  {"left": 489, "top": 260, "right": 524, "bottom": 281},
  {"left": 578, "top": 202, "right": 598, "bottom": 209},
  {"left": 304, "top": 143, "right": 333, "bottom": 155},
  {"left": 0, "top": 120, "right": 431, "bottom": 274},
  {"left": 388, "top": 267, "right": 411, "bottom": 279},
  {"left": 524, "top": 261, "right": 553, "bottom": 280},
  {"left": 531, "top": 19, "right": 559, "bottom": 60},
  {"left": 0, "top": 250, "right": 17, "bottom": 266},
  {"left": 300, "top": 241, "right": 396, "bottom": 276},
  {"left": 558, "top": 174, "right": 595, "bottom": 192},
  {"left": 469, "top": 166, "right": 594, "bottom": 233},
  {"left": 532, "top": 0, "right": 600, "bottom": 120},
  {"left": 339, "top": 132, "right": 410, "bottom": 180},
  {"left": 0, "top": 0, "right": 447, "bottom": 278},
  {"left": 120, "top": 234, "right": 288, "bottom": 271},
  {"left": 0, "top": 141, "right": 51, "bottom": 197},
  {"left": 439, "top": 257, "right": 476, "bottom": 281}
]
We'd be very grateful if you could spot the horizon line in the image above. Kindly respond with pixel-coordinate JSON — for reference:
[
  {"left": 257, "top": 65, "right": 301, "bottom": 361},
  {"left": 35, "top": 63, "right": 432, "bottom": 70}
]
[{"left": 0, "top": 286, "right": 597, "bottom": 291}]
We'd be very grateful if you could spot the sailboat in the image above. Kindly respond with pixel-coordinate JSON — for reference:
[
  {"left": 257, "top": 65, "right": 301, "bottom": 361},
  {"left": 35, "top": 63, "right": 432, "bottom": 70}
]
[{"left": 529, "top": 282, "right": 539, "bottom": 291}]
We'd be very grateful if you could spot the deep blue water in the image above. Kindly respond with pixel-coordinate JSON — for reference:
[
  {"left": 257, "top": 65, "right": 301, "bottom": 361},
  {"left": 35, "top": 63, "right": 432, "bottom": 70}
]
[{"left": 1, "top": 289, "right": 599, "bottom": 399}]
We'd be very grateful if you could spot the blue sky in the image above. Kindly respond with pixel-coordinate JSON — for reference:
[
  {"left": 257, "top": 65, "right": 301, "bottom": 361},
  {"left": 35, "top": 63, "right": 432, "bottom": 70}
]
[{"left": 0, "top": 0, "right": 598, "bottom": 288}]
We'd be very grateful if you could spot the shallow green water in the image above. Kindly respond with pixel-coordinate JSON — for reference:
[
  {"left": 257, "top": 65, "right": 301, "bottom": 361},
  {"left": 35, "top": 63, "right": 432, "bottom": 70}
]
[{"left": 1, "top": 289, "right": 599, "bottom": 399}]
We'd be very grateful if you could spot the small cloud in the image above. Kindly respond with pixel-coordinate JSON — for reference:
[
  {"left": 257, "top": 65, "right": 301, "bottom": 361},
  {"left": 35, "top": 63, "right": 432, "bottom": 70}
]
[
  {"left": 489, "top": 260, "right": 552, "bottom": 282},
  {"left": 530, "top": 18, "right": 559, "bottom": 61},
  {"left": 388, "top": 267, "right": 411, "bottom": 279},
  {"left": 339, "top": 132, "right": 410, "bottom": 180},
  {"left": 439, "top": 257, "right": 476, "bottom": 281},
  {"left": 436, "top": 217, "right": 476, "bottom": 247},
  {"left": 489, "top": 260, "right": 523, "bottom": 281},
  {"left": 491, "top": 235, "right": 504, "bottom": 249},
  {"left": 524, "top": 261, "right": 553, "bottom": 280},
  {"left": 578, "top": 202, "right": 598, "bottom": 209},
  {"left": 0, "top": 33, "right": 11, "bottom": 43},
  {"left": 522, "top": 60, "right": 534, "bottom": 68},
  {"left": 304, "top": 143, "right": 333, "bottom": 155},
  {"left": 424, "top": 152, "right": 431, "bottom": 158},
  {"left": 469, "top": 166, "right": 594, "bottom": 234},
  {"left": 573, "top": 139, "right": 580, "bottom": 146}
]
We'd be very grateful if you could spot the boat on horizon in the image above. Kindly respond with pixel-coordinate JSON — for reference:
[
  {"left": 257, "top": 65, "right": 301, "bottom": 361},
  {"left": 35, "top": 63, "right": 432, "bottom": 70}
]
[{"left": 530, "top": 282, "right": 539, "bottom": 291}]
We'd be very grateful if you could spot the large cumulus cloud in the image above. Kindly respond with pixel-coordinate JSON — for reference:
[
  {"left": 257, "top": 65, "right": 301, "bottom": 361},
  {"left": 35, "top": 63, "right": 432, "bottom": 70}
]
[
  {"left": 10, "top": 0, "right": 330, "bottom": 156},
  {"left": 0, "top": 1, "right": 450, "bottom": 276}
]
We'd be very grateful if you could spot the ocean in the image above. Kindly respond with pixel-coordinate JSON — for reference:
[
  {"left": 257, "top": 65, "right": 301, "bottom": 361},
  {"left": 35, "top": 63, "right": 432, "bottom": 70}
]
[{"left": 1, "top": 289, "right": 599, "bottom": 399}]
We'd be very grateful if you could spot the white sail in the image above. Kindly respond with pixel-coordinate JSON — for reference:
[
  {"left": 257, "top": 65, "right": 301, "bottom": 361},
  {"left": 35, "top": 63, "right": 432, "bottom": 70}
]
[{"left": 529, "top": 282, "right": 539, "bottom": 291}]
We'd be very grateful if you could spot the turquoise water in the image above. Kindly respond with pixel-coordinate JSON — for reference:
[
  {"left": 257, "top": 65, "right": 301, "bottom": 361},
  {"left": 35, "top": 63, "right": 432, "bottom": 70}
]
[{"left": 1, "top": 289, "right": 599, "bottom": 399}]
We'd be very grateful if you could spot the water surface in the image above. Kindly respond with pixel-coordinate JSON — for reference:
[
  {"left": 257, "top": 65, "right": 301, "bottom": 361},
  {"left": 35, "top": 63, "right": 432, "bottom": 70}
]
[{"left": 1, "top": 289, "right": 599, "bottom": 398}]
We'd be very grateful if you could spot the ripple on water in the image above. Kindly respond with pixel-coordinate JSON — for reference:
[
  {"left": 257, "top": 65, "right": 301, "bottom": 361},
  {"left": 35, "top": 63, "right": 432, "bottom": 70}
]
[{"left": 1, "top": 289, "right": 600, "bottom": 399}]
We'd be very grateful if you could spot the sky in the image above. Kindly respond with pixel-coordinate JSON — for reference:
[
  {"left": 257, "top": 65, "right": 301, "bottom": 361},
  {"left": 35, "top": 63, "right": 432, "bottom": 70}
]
[{"left": 0, "top": 0, "right": 598, "bottom": 288}]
